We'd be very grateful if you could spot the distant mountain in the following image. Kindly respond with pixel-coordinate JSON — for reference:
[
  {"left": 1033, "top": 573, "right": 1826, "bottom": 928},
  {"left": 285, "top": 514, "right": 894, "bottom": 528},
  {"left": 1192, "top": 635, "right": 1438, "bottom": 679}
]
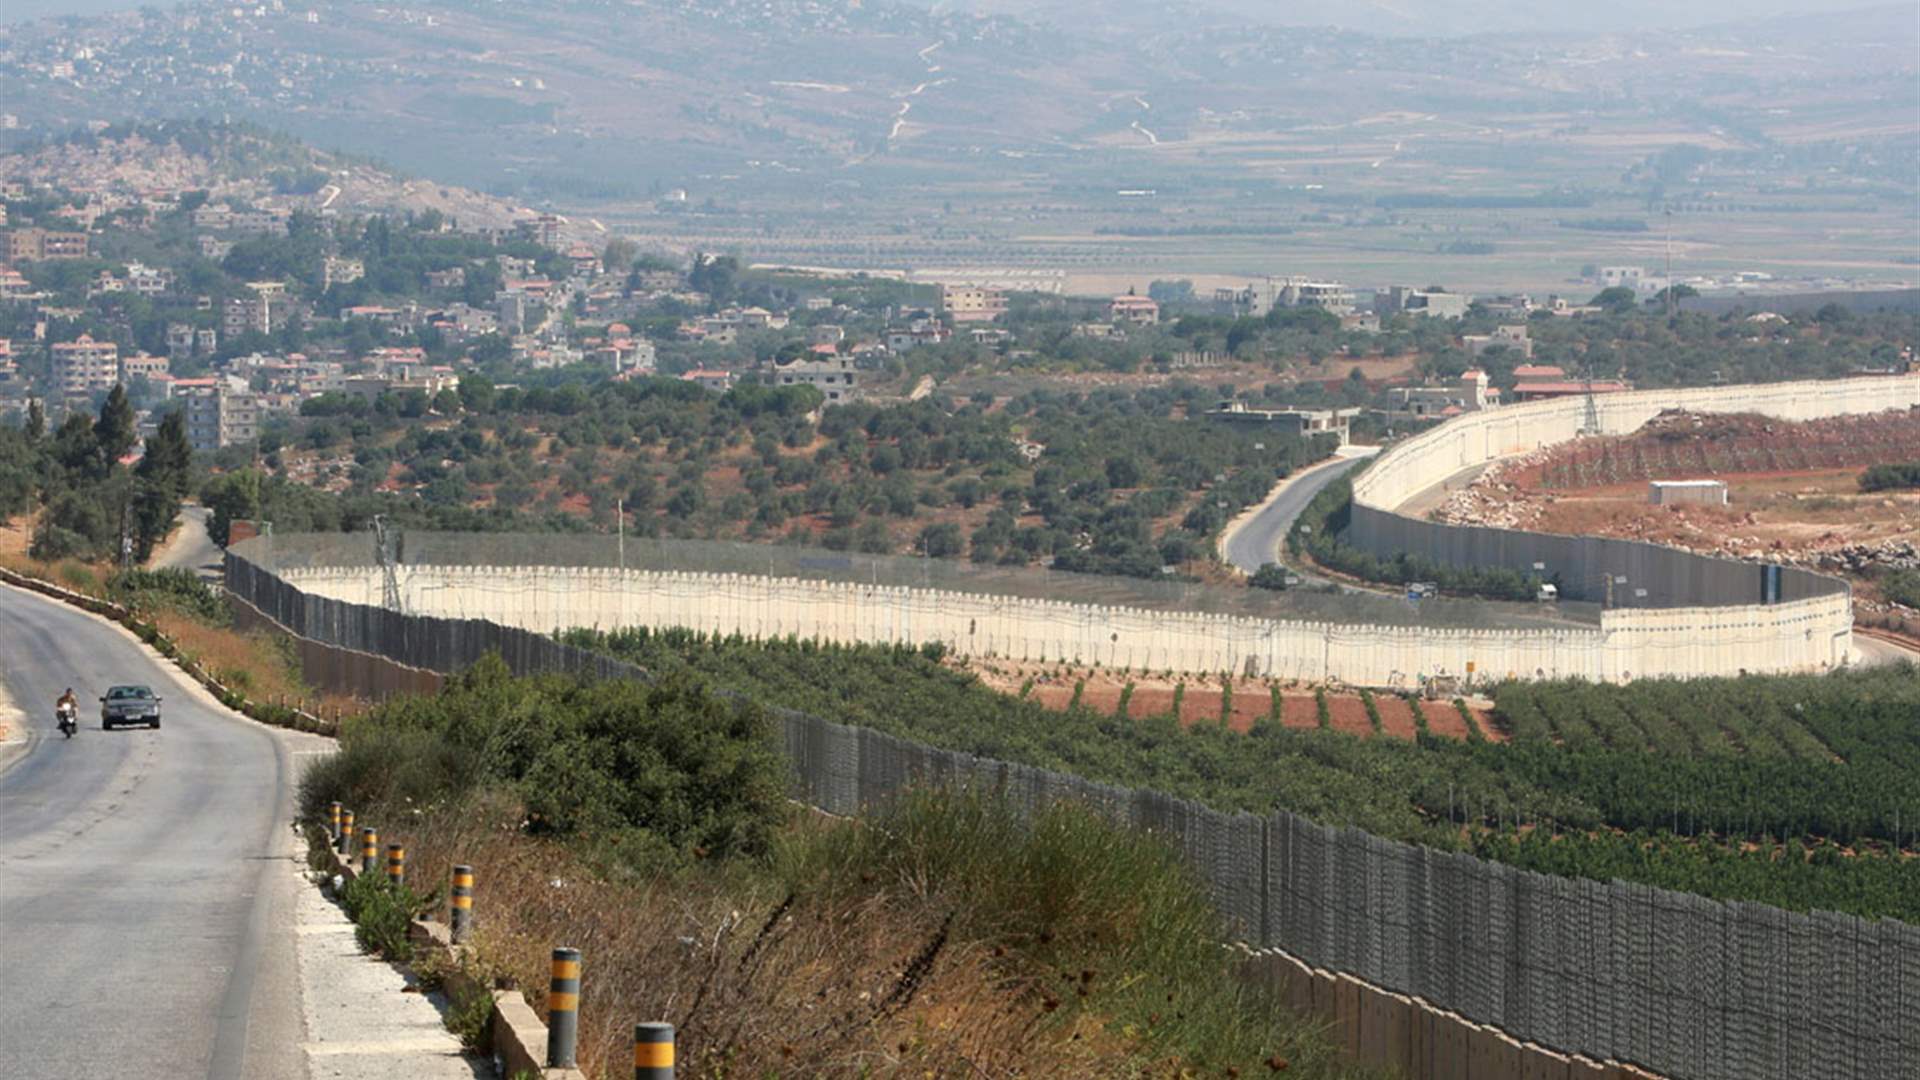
[
  {"left": 1, "top": 0, "right": 1911, "bottom": 213},
  {"left": 0, "top": 120, "right": 529, "bottom": 226},
  {"left": 929, "top": 0, "right": 1892, "bottom": 38}
]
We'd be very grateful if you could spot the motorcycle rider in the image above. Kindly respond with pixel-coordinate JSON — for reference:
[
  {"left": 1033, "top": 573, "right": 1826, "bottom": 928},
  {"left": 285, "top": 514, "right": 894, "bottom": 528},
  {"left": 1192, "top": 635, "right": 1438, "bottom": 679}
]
[{"left": 55, "top": 687, "right": 78, "bottom": 729}]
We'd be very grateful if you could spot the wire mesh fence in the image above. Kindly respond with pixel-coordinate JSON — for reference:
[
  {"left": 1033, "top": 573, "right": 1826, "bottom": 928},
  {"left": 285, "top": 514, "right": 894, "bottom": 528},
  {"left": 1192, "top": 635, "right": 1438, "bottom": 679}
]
[{"left": 226, "top": 545, "right": 1919, "bottom": 1080}]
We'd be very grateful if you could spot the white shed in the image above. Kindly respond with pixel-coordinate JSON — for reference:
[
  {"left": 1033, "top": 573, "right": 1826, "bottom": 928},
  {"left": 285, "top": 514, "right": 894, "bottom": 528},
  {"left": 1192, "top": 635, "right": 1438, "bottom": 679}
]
[{"left": 1649, "top": 479, "right": 1728, "bottom": 506}]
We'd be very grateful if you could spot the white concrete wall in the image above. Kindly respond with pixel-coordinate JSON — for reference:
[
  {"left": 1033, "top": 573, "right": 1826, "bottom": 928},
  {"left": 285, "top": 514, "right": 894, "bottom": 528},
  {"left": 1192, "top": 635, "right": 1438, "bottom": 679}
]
[
  {"left": 278, "top": 563, "right": 1843, "bottom": 688},
  {"left": 1342, "top": 374, "right": 1920, "bottom": 679},
  {"left": 274, "top": 377, "right": 1909, "bottom": 688},
  {"left": 1353, "top": 374, "right": 1920, "bottom": 509}
]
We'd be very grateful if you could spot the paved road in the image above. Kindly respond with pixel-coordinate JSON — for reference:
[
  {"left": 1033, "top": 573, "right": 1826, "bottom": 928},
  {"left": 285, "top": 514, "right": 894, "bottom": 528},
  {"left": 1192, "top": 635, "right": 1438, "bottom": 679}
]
[
  {"left": 1222, "top": 451, "right": 1378, "bottom": 578},
  {"left": 150, "top": 505, "right": 223, "bottom": 584},
  {"left": 1854, "top": 630, "right": 1920, "bottom": 668},
  {"left": 0, "top": 582, "right": 310, "bottom": 1079}
]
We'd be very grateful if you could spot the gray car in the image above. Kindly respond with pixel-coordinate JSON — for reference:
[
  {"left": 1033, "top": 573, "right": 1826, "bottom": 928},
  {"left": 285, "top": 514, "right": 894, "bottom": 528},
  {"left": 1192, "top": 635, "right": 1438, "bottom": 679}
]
[{"left": 100, "top": 684, "right": 162, "bottom": 730}]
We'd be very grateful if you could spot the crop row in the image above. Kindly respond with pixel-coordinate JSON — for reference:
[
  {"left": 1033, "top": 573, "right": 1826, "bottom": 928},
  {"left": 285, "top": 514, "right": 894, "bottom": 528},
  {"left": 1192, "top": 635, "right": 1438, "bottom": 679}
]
[{"left": 566, "top": 628, "right": 1920, "bottom": 922}]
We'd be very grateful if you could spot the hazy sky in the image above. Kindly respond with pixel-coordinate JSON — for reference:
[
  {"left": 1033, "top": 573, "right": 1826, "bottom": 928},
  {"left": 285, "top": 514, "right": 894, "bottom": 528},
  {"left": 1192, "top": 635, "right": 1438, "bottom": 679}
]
[{"left": 2, "top": 0, "right": 1887, "bottom": 32}]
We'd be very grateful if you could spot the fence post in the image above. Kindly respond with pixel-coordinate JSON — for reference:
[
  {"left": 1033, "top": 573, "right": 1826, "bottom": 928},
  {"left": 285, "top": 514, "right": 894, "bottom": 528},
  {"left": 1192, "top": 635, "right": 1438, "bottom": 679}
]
[
  {"left": 337, "top": 809, "right": 354, "bottom": 854},
  {"left": 450, "top": 864, "right": 474, "bottom": 944},
  {"left": 360, "top": 827, "right": 379, "bottom": 876},
  {"left": 386, "top": 843, "right": 405, "bottom": 888},
  {"left": 634, "top": 1022, "right": 674, "bottom": 1079},
  {"left": 547, "top": 947, "right": 581, "bottom": 1068}
]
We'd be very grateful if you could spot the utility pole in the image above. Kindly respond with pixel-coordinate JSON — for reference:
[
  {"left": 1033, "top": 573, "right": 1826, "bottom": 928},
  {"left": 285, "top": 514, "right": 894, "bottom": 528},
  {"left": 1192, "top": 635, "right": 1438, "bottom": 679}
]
[
  {"left": 1663, "top": 205, "right": 1675, "bottom": 320},
  {"left": 616, "top": 498, "right": 624, "bottom": 572}
]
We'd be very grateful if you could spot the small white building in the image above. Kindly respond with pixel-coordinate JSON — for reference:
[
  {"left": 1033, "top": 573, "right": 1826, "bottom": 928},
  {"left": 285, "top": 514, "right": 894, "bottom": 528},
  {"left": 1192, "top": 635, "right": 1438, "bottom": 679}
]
[{"left": 1649, "top": 480, "right": 1728, "bottom": 507}]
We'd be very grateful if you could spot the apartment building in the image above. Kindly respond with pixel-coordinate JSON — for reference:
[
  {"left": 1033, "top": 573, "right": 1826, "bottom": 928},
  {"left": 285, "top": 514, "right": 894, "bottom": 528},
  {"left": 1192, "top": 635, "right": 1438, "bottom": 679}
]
[
  {"left": 119, "top": 352, "right": 170, "bottom": 383},
  {"left": 1109, "top": 293, "right": 1161, "bottom": 325},
  {"left": 1464, "top": 324, "right": 1534, "bottom": 359},
  {"left": 52, "top": 334, "right": 120, "bottom": 397},
  {"left": 182, "top": 379, "right": 261, "bottom": 451},
  {"left": 7, "top": 228, "right": 90, "bottom": 262},
  {"left": 1376, "top": 285, "right": 1472, "bottom": 319},
  {"left": 322, "top": 256, "right": 365, "bottom": 290},
  {"left": 772, "top": 355, "right": 860, "bottom": 404},
  {"left": 939, "top": 285, "right": 1009, "bottom": 323}
]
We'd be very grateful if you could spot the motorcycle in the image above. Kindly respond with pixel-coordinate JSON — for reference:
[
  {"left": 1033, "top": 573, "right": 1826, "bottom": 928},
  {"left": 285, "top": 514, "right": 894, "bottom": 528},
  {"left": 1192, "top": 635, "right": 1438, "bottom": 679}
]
[{"left": 56, "top": 702, "right": 76, "bottom": 739}]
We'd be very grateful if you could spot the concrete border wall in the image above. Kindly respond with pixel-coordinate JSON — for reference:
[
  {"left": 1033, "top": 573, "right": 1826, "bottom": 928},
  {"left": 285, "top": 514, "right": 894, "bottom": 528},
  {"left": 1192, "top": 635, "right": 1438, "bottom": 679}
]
[
  {"left": 1346, "top": 375, "right": 1920, "bottom": 669},
  {"left": 223, "top": 549, "right": 1920, "bottom": 1080},
  {"left": 270, "top": 560, "right": 1852, "bottom": 685}
]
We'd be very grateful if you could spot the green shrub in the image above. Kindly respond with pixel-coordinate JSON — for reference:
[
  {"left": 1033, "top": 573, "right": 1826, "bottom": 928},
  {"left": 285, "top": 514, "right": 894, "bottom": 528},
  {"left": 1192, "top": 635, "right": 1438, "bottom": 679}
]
[
  {"left": 338, "top": 873, "right": 420, "bottom": 961},
  {"left": 1360, "top": 689, "right": 1383, "bottom": 734},
  {"left": 446, "top": 984, "right": 495, "bottom": 1051},
  {"left": 300, "top": 655, "right": 788, "bottom": 864},
  {"left": 108, "top": 567, "right": 227, "bottom": 624},
  {"left": 1860, "top": 463, "right": 1920, "bottom": 492},
  {"left": 1249, "top": 562, "right": 1290, "bottom": 591}
]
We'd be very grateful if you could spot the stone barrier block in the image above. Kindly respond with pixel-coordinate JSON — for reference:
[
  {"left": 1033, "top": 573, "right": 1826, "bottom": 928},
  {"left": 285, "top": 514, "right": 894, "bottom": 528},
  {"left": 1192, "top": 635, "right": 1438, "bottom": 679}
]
[
  {"left": 1566, "top": 1054, "right": 1611, "bottom": 1079},
  {"left": 1357, "top": 987, "right": 1414, "bottom": 1073},
  {"left": 1310, "top": 967, "right": 1339, "bottom": 1024},
  {"left": 1334, "top": 972, "right": 1363, "bottom": 1058},
  {"left": 1520, "top": 1043, "right": 1574, "bottom": 1080},
  {"left": 1468, "top": 1024, "right": 1525, "bottom": 1080},
  {"left": 1429, "top": 1011, "right": 1470, "bottom": 1080}
]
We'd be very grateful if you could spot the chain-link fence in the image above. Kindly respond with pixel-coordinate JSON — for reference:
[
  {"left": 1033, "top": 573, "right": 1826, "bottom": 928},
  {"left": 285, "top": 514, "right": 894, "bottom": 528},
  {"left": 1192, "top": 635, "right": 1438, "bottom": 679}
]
[{"left": 226, "top": 546, "right": 1919, "bottom": 1080}]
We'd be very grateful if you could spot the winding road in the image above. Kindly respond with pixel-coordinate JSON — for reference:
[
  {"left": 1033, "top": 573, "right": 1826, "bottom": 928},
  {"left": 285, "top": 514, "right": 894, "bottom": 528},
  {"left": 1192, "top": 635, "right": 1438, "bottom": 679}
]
[
  {"left": 150, "top": 504, "right": 224, "bottom": 583},
  {"left": 1221, "top": 450, "right": 1378, "bottom": 581},
  {"left": 0, "top": 578, "right": 316, "bottom": 1078}
]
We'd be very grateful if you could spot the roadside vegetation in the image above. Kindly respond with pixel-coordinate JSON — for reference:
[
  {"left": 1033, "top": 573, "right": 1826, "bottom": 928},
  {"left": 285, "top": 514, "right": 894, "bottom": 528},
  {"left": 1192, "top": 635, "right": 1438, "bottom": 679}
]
[
  {"left": 564, "top": 628, "right": 1920, "bottom": 922},
  {"left": 299, "top": 659, "right": 1373, "bottom": 1079}
]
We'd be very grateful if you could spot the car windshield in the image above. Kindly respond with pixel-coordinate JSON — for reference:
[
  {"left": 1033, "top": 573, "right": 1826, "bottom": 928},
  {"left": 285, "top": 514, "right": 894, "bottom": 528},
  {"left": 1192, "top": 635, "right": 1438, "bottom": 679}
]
[{"left": 108, "top": 687, "right": 152, "bottom": 700}]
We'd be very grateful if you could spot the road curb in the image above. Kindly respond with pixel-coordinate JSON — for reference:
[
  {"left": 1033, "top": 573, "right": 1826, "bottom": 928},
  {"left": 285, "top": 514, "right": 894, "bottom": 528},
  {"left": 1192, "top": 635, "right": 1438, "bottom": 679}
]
[{"left": 319, "top": 842, "right": 588, "bottom": 1080}]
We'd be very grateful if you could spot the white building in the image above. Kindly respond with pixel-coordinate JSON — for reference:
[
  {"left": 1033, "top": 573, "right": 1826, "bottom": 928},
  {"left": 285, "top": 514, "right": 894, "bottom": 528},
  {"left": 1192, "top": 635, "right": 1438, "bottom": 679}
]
[{"left": 772, "top": 355, "right": 861, "bottom": 404}]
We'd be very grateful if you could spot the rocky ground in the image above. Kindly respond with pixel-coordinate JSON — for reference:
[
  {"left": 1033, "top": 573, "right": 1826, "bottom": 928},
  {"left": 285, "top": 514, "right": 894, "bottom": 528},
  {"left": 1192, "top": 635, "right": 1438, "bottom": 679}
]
[{"left": 1432, "top": 409, "right": 1920, "bottom": 583}]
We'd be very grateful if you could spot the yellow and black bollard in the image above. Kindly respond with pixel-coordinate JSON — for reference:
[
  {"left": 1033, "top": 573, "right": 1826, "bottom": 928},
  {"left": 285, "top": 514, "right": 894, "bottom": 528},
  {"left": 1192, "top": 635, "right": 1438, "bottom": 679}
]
[
  {"left": 337, "top": 809, "right": 355, "bottom": 855},
  {"left": 546, "top": 947, "right": 581, "bottom": 1068},
  {"left": 329, "top": 801, "right": 342, "bottom": 842},
  {"left": 450, "top": 865, "right": 474, "bottom": 944},
  {"left": 386, "top": 843, "right": 405, "bottom": 888},
  {"left": 634, "top": 1022, "right": 674, "bottom": 1079},
  {"left": 361, "top": 827, "right": 379, "bottom": 876}
]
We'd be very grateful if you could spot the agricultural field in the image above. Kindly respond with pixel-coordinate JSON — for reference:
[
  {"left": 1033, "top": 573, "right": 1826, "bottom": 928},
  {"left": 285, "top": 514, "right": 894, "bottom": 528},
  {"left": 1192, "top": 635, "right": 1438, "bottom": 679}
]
[
  {"left": 963, "top": 658, "right": 1488, "bottom": 741},
  {"left": 565, "top": 628, "right": 1920, "bottom": 922}
]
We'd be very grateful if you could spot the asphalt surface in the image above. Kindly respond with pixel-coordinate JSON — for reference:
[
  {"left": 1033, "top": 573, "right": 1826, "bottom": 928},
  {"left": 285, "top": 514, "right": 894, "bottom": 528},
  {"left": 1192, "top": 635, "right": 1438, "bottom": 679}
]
[
  {"left": 150, "top": 505, "right": 224, "bottom": 584},
  {"left": 1221, "top": 451, "right": 1378, "bottom": 579},
  {"left": 0, "top": 580, "right": 310, "bottom": 1080}
]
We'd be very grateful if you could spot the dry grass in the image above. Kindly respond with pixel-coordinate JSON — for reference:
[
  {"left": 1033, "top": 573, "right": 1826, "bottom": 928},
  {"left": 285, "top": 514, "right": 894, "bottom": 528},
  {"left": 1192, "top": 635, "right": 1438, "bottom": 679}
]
[{"left": 363, "top": 794, "right": 1366, "bottom": 1080}]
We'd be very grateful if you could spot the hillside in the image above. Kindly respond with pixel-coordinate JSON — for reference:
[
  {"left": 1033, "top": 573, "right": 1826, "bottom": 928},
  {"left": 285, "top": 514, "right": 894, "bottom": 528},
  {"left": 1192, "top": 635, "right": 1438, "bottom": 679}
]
[
  {"left": 2, "top": 0, "right": 1911, "bottom": 221},
  {"left": 0, "top": 121, "right": 534, "bottom": 229}
]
